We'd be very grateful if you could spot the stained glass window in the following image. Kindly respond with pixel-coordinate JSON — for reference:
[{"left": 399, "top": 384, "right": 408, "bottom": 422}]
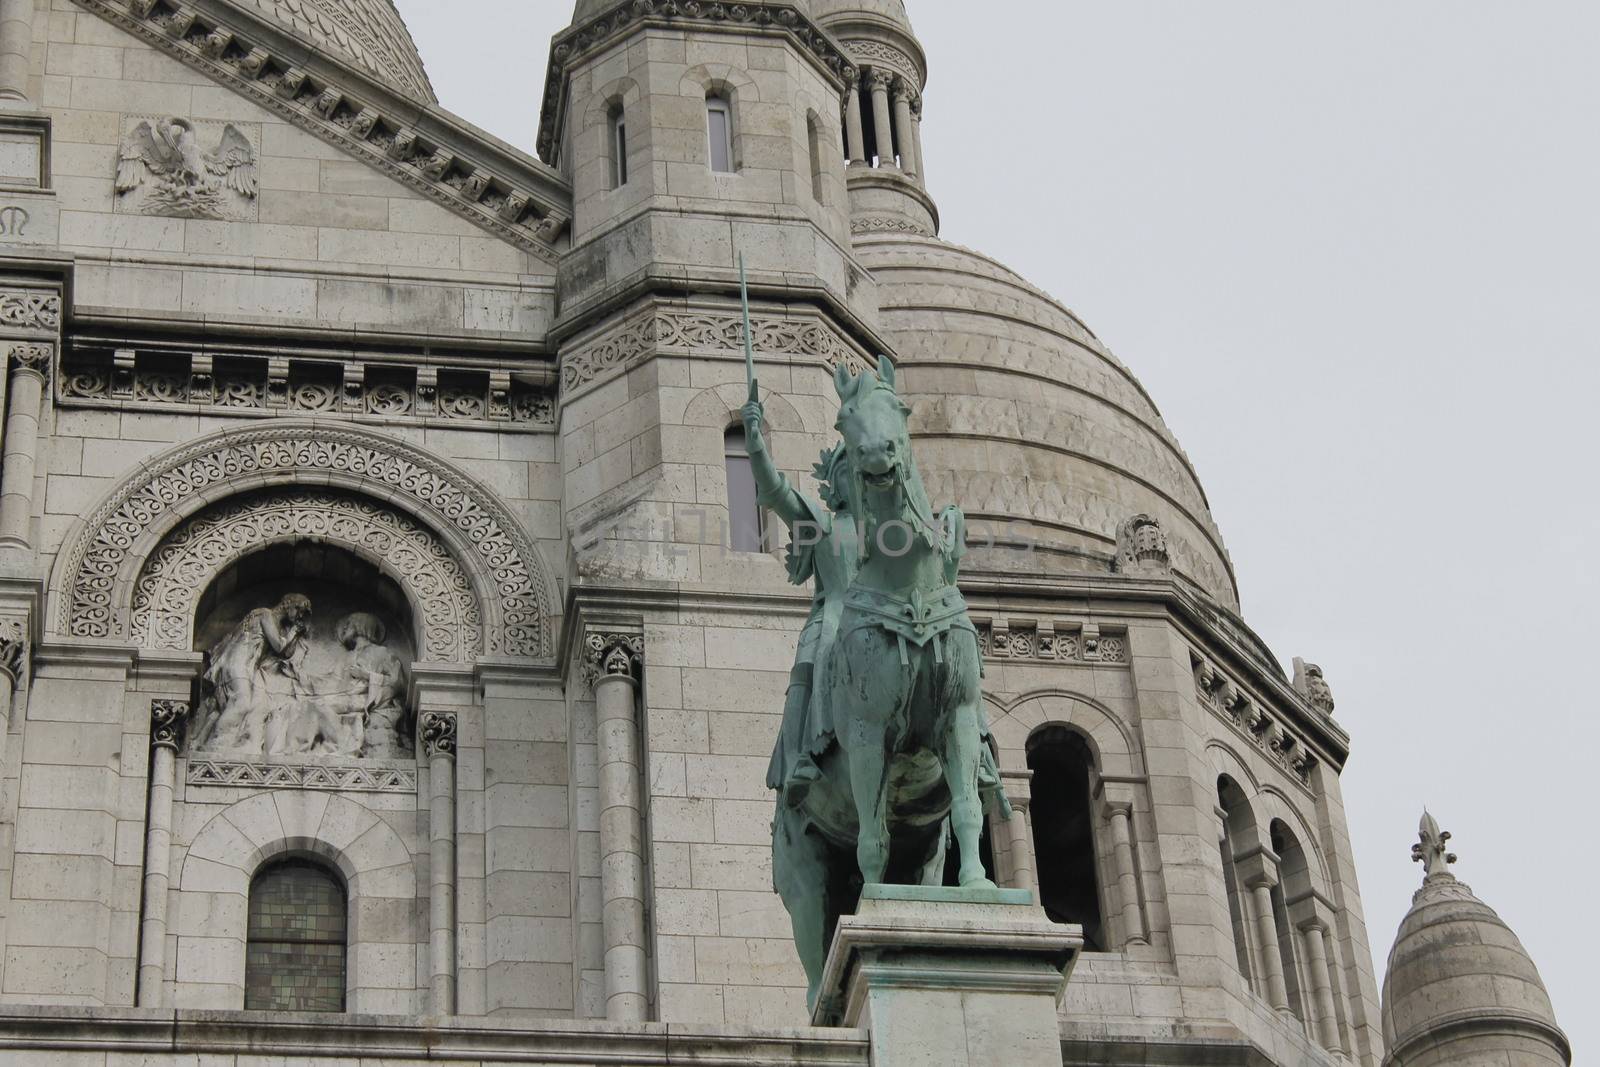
[{"left": 245, "top": 859, "right": 347, "bottom": 1012}]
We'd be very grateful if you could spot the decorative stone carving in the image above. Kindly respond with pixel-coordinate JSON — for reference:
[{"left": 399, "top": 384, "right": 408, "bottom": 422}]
[
  {"left": 1114, "top": 514, "right": 1171, "bottom": 576},
  {"left": 0, "top": 290, "right": 59, "bottom": 331},
  {"left": 851, "top": 216, "right": 933, "bottom": 237},
  {"left": 150, "top": 699, "right": 190, "bottom": 751},
  {"left": 0, "top": 615, "right": 26, "bottom": 681},
  {"left": 1191, "top": 649, "right": 1317, "bottom": 788},
  {"left": 974, "top": 619, "right": 1128, "bottom": 665},
  {"left": 1411, "top": 809, "right": 1457, "bottom": 880},
  {"left": 57, "top": 346, "right": 555, "bottom": 429},
  {"left": 420, "top": 710, "right": 457, "bottom": 758},
  {"left": 583, "top": 632, "right": 643, "bottom": 688},
  {"left": 842, "top": 40, "right": 921, "bottom": 88},
  {"left": 58, "top": 423, "right": 552, "bottom": 658},
  {"left": 115, "top": 117, "right": 259, "bottom": 221},
  {"left": 74, "top": 0, "right": 567, "bottom": 259},
  {"left": 188, "top": 595, "right": 415, "bottom": 760},
  {"left": 130, "top": 491, "right": 481, "bottom": 663},
  {"left": 562, "top": 310, "right": 870, "bottom": 394},
  {"left": 188, "top": 758, "right": 417, "bottom": 793},
  {"left": 1293, "top": 656, "right": 1335, "bottom": 715},
  {"left": 9, "top": 342, "right": 49, "bottom": 376},
  {"left": 543, "top": 1, "right": 856, "bottom": 162}
]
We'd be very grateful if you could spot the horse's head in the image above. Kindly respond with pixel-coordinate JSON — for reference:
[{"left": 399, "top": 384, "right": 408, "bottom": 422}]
[{"left": 834, "top": 357, "right": 910, "bottom": 497}]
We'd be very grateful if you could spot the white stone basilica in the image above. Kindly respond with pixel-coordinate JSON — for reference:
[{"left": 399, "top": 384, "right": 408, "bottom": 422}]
[{"left": 0, "top": 0, "right": 1568, "bottom": 1064}]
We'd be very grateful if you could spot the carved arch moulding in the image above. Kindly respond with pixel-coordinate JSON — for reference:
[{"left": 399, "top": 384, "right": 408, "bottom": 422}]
[{"left": 51, "top": 421, "right": 554, "bottom": 660}]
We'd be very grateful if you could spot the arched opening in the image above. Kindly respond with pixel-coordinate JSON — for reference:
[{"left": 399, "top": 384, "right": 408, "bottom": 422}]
[
  {"left": 1272, "top": 820, "right": 1311, "bottom": 1024},
  {"left": 1027, "top": 726, "right": 1105, "bottom": 950},
  {"left": 806, "top": 111, "right": 826, "bottom": 203},
  {"left": 607, "top": 101, "right": 629, "bottom": 188},
  {"left": 723, "top": 424, "right": 766, "bottom": 553},
  {"left": 245, "top": 857, "right": 347, "bottom": 1012},
  {"left": 189, "top": 542, "right": 416, "bottom": 758},
  {"left": 1217, "top": 776, "right": 1256, "bottom": 982},
  {"left": 706, "top": 90, "right": 735, "bottom": 173}
]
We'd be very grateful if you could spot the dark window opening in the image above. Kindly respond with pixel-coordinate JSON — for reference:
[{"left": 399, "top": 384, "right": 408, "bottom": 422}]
[
  {"left": 1028, "top": 728, "right": 1105, "bottom": 950},
  {"left": 609, "top": 104, "right": 628, "bottom": 188},
  {"left": 707, "top": 94, "right": 734, "bottom": 173},
  {"left": 724, "top": 426, "right": 765, "bottom": 553}
]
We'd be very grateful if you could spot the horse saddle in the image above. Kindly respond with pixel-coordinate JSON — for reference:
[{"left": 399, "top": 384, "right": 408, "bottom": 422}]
[{"left": 844, "top": 585, "right": 975, "bottom": 666}]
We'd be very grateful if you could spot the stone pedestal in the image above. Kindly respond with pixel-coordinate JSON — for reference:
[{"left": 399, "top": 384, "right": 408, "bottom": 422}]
[{"left": 812, "top": 885, "right": 1082, "bottom": 1067}]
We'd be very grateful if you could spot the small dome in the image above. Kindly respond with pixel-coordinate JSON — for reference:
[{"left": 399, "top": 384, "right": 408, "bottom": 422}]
[
  {"left": 1381, "top": 814, "right": 1570, "bottom": 1066},
  {"left": 808, "top": 0, "right": 915, "bottom": 33},
  {"left": 237, "top": 0, "right": 433, "bottom": 102},
  {"left": 857, "top": 231, "right": 1240, "bottom": 610}
]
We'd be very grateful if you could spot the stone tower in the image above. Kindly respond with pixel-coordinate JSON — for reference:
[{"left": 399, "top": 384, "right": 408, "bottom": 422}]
[{"left": 1380, "top": 812, "right": 1571, "bottom": 1066}]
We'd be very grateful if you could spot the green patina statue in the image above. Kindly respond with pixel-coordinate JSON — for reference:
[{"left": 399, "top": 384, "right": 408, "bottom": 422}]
[{"left": 744, "top": 347, "right": 1012, "bottom": 1008}]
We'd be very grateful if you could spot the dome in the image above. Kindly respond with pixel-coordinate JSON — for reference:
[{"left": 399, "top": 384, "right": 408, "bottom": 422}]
[
  {"left": 236, "top": 0, "right": 433, "bottom": 102},
  {"left": 807, "top": 0, "right": 915, "bottom": 33},
  {"left": 856, "top": 231, "right": 1240, "bottom": 610},
  {"left": 1381, "top": 814, "right": 1570, "bottom": 1066}
]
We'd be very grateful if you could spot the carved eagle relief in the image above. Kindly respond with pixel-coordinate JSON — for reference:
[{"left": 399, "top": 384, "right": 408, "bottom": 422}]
[{"left": 116, "top": 117, "right": 259, "bottom": 221}]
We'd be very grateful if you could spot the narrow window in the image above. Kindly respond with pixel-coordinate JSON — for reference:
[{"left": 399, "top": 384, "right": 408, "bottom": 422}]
[
  {"left": 724, "top": 425, "right": 764, "bottom": 552},
  {"left": 707, "top": 93, "right": 734, "bottom": 173},
  {"left": 1028, "top": 727, "right": 1106, "bottom": 950},
  {"left": 807, "top": 113, "right": 826, "bottom": 203},
  {"left": 609, "top": 104, "right": 628, "bottom": 188},
  {"left": 1272, "top": 823, "right": 1310, "bottom": 1024},
  {"left": 245, "top": 858, "right": 347, "bottom": 1012},
  {"left": 1217, "top": 777, "right": 1256, "bottom": 981}
]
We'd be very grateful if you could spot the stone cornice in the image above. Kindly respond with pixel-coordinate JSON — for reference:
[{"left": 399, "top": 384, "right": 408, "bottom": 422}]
[
  {"left": 539, "top": 0, "right": 858, "bottom": 164},
  {"left": 72, "top": 0, "right": 572, "bottom": 260}
]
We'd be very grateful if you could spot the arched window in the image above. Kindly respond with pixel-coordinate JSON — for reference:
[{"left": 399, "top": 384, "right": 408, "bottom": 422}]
[
  {"left": 1027, "top": 727, "right": 1105, "bottom": 950},
  {"left": 1271, "top": 821, "right": 1310, "bottom": 1023},
  {"left": 806, "top": 112, "right": 826, "bottom": 203},
  {"left": 608, "top": 103, "right": 628, "bottom": 188},
  {"left": 1217, "top": 776, "right": 1256, "bottom": 981},
  {"left": 245, "top": 858, "right": 347, "bottom": 1012},
  {"left": 707, "top": 92, "right": 734, "bottom": 173},
  {"left": 724, "top": 425, "right": 765, "bottom": 552}
]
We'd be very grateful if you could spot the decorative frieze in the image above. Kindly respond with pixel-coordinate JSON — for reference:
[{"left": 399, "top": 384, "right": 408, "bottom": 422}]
[
  {"left": 150, "top": 698, "right": 190, "bottom": 751},
  {"left": 72, "top": 0, "right": 568, "bottom": 258},
  {"left": 419, "top": 711, "right": 458, "bottom": 759},
  {"left": 851, "top": 216, "right": 933, "bottom": 237},
  {"left": 1191, "top": 650, "right": 1317, "bottom": 788},
  {"left": 58, "top": 423, "right": 552, "bottom": 659},
  {"left": 58, "top": 345, "right": 554, "bottom": 429},
  {"left": 842, "top": 40, "right": 922, "bottom": 89},
  {"left": 562, "top": 310, "right": 871, "bottom": 394},
  {"left": 541, "top": 0, "right": 856, "bottom": 163},
  {"left": 975, "top": 618, "right": 1129, "bottom": 665},
  {"left": 187, "top": 758, "right": 418, "bottom": 793},
  {"left": 0, "top": 289, "right": 59, "bottom": 331}
]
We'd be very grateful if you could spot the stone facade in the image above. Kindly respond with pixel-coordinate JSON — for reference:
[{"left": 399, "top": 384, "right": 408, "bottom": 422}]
[{"left": 0, "top": 1, "right": 1532, "bottom": 1065}]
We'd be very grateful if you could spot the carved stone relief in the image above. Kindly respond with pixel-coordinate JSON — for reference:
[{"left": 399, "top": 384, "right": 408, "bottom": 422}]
[
  {"left": 1114, "top": 514, "right": 1171, "bottom": 576},
  {"left": 1293, "top": 656, "right": 1336, "bottom": 715},
  {"left": 115, "top": 116, "right": 260, "bottom": 221},
  {"left": 0, "top": 290, "right": 59, "bottom": 332},
  {"left": 975, "top": 619, "right": 1128, "bottom": 665},
  {"left": 56, "top": 423, "right": 552, "bottom": 659},
  {"left": 1191, "top": 650, "right": 1316, "bottom": 788},
  {"left": 187, "top": 759, "right": 417, "bottom": 792}
]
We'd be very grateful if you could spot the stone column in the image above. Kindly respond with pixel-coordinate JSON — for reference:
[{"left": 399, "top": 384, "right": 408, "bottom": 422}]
[
  {"left": 1104, "top": 801, "right": 1147, "bottom": 947},
  {"left": 909, "top": 95, "right": 925, "bottom": 182},
  {"left": 868, "top": 70, "right": 895, "bottom": 167},
  {"left": 1303, "top": 921, "right": 1344, "bottom": 1051},
  {"left": 421, "top": 710, "right": 458, "bottom": 1015},
  {"left": 0, "top": 0, "right": 32, "bottom": 104},
  {"left": 0, "top": 343, "right": 47, "bottom": 549},
  {"left": 892, "top": 79, "right": 916, "bottom": 179},
  {"left": 0, "top": 616, "right": 22, "bottom": 764},
  {"left": 999, "top": 770, "right": 1036, "bottom": 901},
  {"left": 844, "top": 80, "right": 866, "bottom": 165},
  {"left": 137, "top": 699, "right": 188, "bottom": 1007},
  {"left": 1233, "top": 846, "right": 1291, "bottom": 1014},
  {"left": 590, "top": 631, "right": 647, "bottom": 1022}
]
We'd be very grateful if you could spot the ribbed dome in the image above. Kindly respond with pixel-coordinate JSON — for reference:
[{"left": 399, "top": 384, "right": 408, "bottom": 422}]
[
  {"left": 808, "top": 0, "right": 914, "bottom": 32},
  {"left": 855, "top": 232, "right": 1239, "bottom": 610},
  {"left": 237, "top": 0, "right": 433, "bottom": 102},
  {"left": 1381, "top": 815, "right": 1570, "bottom": 1066}
]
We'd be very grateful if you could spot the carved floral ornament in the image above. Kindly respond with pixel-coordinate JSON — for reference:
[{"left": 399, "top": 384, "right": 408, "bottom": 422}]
[
  {"left": 583, "top": 631, "right": 643, "bottom": 687},
  {"left": 562, "top": 309, "right": 871, "bottom": 394},
  {"left": 54, "top": 423, "right": 553, "bottom": 660},
  {"left": 420, "top": 710, "right": 457, "bottom": 758},
  {"left": 1191, "top": 649, "right": 1318, "bottom": 788},
  {"left": 130, "top": 490, "right": 483, "bottom": 662},
  {"left": 0, "top": 290, "right": 60, "bottom": 332},
  {"left": 150, "top": 698, "right": 191, "bottom": 751}
]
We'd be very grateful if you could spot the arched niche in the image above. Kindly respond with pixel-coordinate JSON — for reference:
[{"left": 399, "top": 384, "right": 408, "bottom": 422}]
[{"left": 49, "top": 420, "right": 555, "bottom": 660}]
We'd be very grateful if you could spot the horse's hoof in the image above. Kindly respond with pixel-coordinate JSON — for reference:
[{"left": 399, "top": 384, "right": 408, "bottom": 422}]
[{"left": 960, "top": 876, "right": 998, "bottom": 890}]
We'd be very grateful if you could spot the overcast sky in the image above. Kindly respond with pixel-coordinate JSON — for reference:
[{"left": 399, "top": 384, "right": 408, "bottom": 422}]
[{"left": 398, "top": 0, "right": 1597, "bottom": 1047}]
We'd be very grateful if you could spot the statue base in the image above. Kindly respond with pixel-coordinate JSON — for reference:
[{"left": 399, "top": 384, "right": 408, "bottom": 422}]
[{"left": 811, "top": 884, "right": 1083, "bottom": 1067}]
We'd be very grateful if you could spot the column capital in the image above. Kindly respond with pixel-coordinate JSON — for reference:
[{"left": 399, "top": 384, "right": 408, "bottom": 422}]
[
  {"left": 420, "top": 710, "right": 458, "bottom": 759},
  {"left": 999, "top": 768, "right": 1032, "bottom": 811},
  {"left": 584, "top": 630, "right": 642, "bottom": 688},
  {"left": 891, "top": 77, "right": 912, "bottom": 104},
  {"left": 150, "top": 698, "right": 190, "bottom": 751},
  {"left": 867, "top": 68, "right": 895, "bottom": 91},
  {"left": 1234, "top": 845, "right": 1282, "bottom": 890},
  {"left": 7, "top": 341, "right": 48, "bottom": 380}
]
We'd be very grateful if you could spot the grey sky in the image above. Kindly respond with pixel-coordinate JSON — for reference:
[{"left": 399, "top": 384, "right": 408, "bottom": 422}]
[{"left": 397, "top": 0, "right": 1597, "bottom": 1047}]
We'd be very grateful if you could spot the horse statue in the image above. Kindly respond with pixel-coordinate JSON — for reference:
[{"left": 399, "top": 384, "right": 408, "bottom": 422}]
[{"left": 746, "top": 355, "right": 1011, "bottom": 1008}]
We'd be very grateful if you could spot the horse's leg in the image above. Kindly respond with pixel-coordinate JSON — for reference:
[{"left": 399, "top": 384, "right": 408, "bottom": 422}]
[
  {"left": 843, "top": 722, "right": 892, "bottom": 883},
  {"left": 940, "top": 633, "right": 996, "bottom": 889},
  {"left": 917, "top": 819, "right": 950, "bottom": 887},
  {"left": 839, "top": 628, "right": 901, "bottom": 884},
  {"left": 772, "top": 800, "right": 830, "bottom": 1008}
]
